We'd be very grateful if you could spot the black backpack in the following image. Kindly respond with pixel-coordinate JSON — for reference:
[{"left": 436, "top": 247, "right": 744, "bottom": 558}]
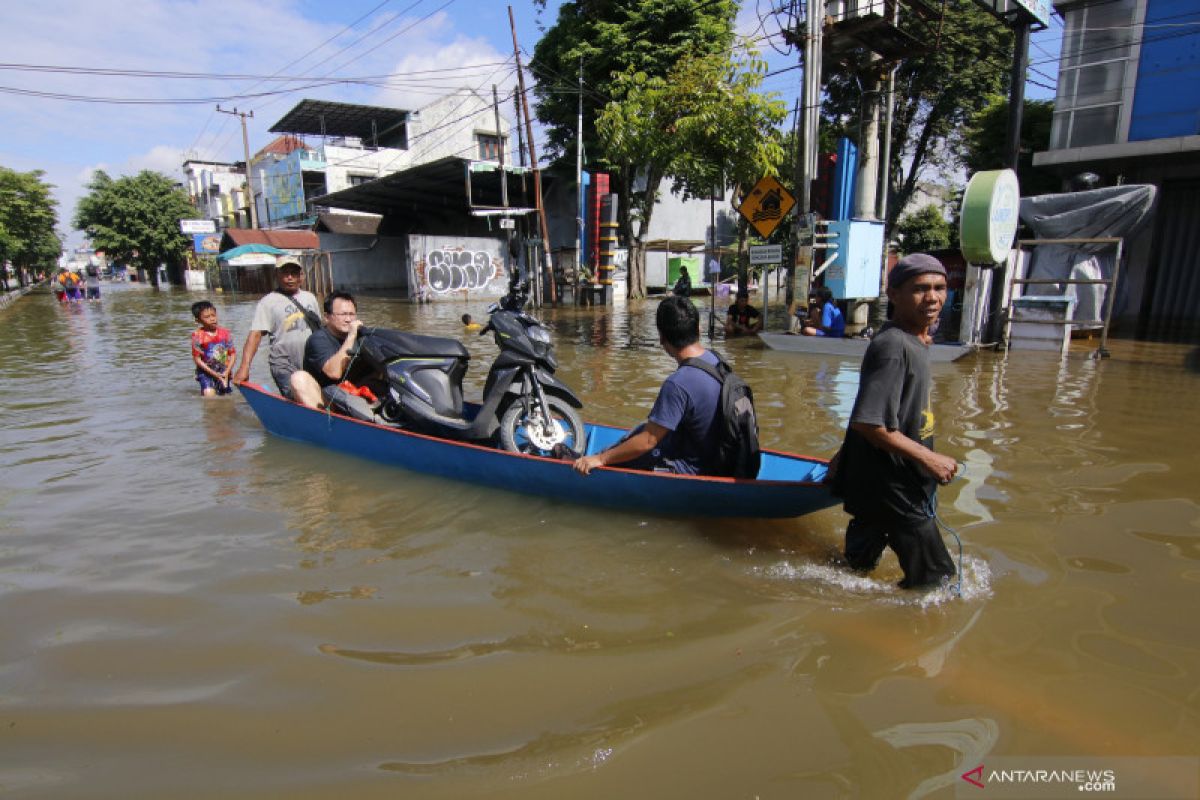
[{"left": 683, "top": 354, "right": 762, "bottom": 478}]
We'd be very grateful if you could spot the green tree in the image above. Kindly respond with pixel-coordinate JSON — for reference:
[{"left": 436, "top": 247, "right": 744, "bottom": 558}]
[
  {"left": 531, "top": 0, "right": 738, "bottom": 297},
  {"left": 964, "top": 94, "right": 1059, "bottom": 197},
  {"left": 822, "top": 0, "right": 1013, "bottom": 232},
  {"left": 0, "top": 166, "right": 60, "bottom": 289},
  {"left": 895, "top": 204, "right": 951, "bottom": 254},
  {"left": 73, "top": 170, "right": 195, "bottom": 285},
  {"left": 597, "top": 48, "right": 787, "bottom": 295}
]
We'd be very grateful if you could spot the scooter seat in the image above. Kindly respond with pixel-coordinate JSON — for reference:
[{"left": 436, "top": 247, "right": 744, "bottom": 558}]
[{"left": 361, "top": 328, "right": 469, "bottom": 360}]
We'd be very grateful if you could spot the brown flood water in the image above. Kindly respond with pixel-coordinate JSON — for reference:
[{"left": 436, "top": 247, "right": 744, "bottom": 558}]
[{"left": 0, "top": 282, "right": 1197, "bottom": 798}]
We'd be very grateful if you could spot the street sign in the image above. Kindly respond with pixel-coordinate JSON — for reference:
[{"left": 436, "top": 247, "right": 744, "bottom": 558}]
[
  {"left": 498, "top": 218, "right": 515, "bottom": 229},
  {"left": 737, "top": 175, "right": 796, "bottom": 239},
  {"left": 180, "top": 219, "right": 216, "bottom": 234},
  {"left": 749, "top": 244, "right": 783, "bottom": 265}
]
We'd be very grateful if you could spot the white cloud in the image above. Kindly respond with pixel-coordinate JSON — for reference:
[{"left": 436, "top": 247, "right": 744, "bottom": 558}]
[{"left": 0, "top": 0, "right": 516, "bottom": 249}]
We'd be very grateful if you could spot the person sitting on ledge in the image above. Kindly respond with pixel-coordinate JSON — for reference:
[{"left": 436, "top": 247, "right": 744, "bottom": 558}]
[
  {"left": 800, "top": 287, "right": 845, "bottom": 338},
  {"left": 724, "top": 288, "right": 762, "bottom": 336}
]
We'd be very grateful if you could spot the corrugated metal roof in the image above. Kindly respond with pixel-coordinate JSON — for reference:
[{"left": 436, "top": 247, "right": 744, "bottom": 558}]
[
  {"left": 220, "top": 229, "right": 320, "bottom": 250},
  {"left": 270, "top": 99, "right": 409, "bottom": 148}
]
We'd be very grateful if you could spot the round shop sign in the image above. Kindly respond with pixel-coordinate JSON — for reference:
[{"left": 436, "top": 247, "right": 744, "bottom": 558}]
[{"left": 959, "top": 168, "right": 1020, "bottom": 265}]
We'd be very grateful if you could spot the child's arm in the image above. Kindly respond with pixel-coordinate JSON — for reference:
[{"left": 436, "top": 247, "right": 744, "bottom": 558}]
[{"left": 221, "top": 331, "right": 237, "bottom": 383}]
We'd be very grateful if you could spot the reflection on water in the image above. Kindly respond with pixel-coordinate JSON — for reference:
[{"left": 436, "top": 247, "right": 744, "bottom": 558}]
[{"left": 0, "top": 284, "right": 1197, "bottom": 797}]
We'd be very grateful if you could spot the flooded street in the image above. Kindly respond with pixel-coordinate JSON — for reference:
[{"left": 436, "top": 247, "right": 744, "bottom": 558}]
[{"left": 1, "top": 283, "right": 1197, "bottom": 798}]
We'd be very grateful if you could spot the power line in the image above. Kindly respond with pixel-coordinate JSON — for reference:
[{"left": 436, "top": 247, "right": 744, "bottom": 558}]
[
  {"left": 0, "top": 61, "right": 511, "bottom": 83},
  {"left": 190, "top": 0, "right": 404, "bottom": 159}
]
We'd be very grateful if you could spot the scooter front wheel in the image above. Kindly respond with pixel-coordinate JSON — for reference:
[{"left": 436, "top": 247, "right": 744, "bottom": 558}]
[{"left": 499, "top": 396, "right": 585, "bottom": 456}]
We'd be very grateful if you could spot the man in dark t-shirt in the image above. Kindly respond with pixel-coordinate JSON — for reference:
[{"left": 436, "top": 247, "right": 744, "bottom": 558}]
[
  {"left": 831, "top": 253, "right": 958, "bottom": 589},
  {"left": 572, "top": 296, "right": 722, "bottom": 476},
  {"left": 302, "top": 291, "right": 383, "bottom": 408},
  {"left": 725, "top": 289, "right": 762, "bottom": 336}
]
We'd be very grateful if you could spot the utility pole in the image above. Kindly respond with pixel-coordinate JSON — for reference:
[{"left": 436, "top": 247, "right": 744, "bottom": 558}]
[
  {"left": 508, "top": 5, "right": 557, "bottom": 306},
  {"left": 791, "top": 0, "right": 825, "bottom": 309},
  {"left": 493, "top": 85, "right": 514, "bottom": 285},
  {"left": 1005, "top": 21, "right": 1031, "bottom": 171},
  {"left": 576, "top": 59, "right": 585, "bottom": 288},
  {"left": 217, "top": 106, "right": 257, "bottom": 229}
]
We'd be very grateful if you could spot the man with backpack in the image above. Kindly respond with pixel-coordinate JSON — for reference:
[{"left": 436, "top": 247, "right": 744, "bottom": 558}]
[
  {"left": 572, "top": 295, "right": 760, "bottom": 478},
  {"left": 231, "top": 259, "right": 323, "bottom": 407}
]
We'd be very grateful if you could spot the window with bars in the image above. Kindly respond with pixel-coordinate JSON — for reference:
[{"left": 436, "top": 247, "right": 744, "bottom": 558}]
[
  {"left": 1049, "top": 0, "right": 1137, "bottom": 150},
  {"left": 477, "top": 134, "right": 502, "bottom": 162}
]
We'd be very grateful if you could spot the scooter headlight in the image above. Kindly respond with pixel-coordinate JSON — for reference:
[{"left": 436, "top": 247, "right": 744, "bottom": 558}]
[{"left": 527, "top": 325, "right": 552, "bottom": 345}]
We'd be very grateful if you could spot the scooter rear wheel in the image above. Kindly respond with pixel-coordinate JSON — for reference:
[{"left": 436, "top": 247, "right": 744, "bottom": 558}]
[{"left": 499, "top": 396, "right": 585, "bottom": 456}]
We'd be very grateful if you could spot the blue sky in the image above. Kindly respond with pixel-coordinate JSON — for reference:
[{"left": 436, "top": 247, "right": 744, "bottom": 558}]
[{"left": 0, "top": 0, "right": 1062, "bottom": 252}]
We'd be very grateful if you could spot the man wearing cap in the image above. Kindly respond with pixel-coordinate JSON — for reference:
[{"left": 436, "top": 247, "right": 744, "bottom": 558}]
[
  {"left": 829, "top": 253, "right": 958, "bottom": 589},
  {"left": 724, "top": 288, "right": 762, "bottom": 336},
  {"left": 231, "top": 259, "right": 323, "bottom": 407}
]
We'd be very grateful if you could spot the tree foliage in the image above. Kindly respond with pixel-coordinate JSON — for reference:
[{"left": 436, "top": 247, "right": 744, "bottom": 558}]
[
  {"left": 73, "top": 170, "right": 194, "bottom": 283},
  {"left": 895, "top": 204, "right": 952, "bottom": 254},
  {"left": 821, "top": 0, "right": 1013, "bottom": 231},
  {"left": 0, "top": 166, "right": 60, "bottom": 287},
  {"left": 964, "top": 94, "right": 1058, "bottom": 197},
  {"left": 597, "top": 48, "right": 788, "bottom": 294},
  {"left": 530, "top": 0, "right": 739, "bottom": 297}
]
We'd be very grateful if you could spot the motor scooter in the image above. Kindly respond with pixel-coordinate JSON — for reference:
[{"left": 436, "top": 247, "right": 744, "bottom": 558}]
[{"left": 342, "top": 278, "right": 585, "bottom": 456}]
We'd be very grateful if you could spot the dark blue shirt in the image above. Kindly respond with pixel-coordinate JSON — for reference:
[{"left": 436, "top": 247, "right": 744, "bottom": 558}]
[{"left": 647, "top": 350, "right": 723, "bottom": 474}]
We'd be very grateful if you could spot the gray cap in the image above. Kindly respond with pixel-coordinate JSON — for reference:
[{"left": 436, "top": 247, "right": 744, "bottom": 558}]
[
  {"left": 277, "top": 259, "right": 303, "bottom": 272},
  {"left": 888, "top": 253, "right": 946, "bottom": 289}
]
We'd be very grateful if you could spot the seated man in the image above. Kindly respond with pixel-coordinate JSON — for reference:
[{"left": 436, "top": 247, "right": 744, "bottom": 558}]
[
  {"left": 302, "top": 291, "right": 385, "bottom": 412},
  {"left": 572, "top": 296, "right": 722, "bottom": 476},
  {"left": 800, "top": 287, "right": 845, "bottom": 337},
  {"left": 724, "top": 289, "right": 762, "bottom": 336},
  {"left": 672, "top": 266, "right": 692, "bottom": 297}
]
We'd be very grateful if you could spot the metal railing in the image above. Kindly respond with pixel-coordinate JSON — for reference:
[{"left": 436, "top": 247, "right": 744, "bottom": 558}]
[{"left": 1006, "top": 237, "right": 1124, "bottom": 358}]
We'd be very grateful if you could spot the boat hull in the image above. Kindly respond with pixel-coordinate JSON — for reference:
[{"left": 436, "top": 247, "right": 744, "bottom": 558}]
[
  {"left": 238, "top": 383, "right": 837, "bottom": 519},
  {"left": 758, "top": 332, "right": 972, "bottom": 362}
]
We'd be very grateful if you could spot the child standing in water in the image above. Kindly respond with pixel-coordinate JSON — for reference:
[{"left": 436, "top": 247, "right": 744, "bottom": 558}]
[{"left": 190, "top": 301, "right": 236, "bottom": 396}]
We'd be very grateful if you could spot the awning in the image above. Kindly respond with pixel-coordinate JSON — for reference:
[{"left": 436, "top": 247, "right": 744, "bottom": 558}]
[
  {"left": 218, "top": 243, "right": 285, "bottom": 261},
  {"left": 311, "top": 156, "right": 539, "bottom": 229},
  {"left": 220, "top": 229, "right": 320, "bottom": 251}
]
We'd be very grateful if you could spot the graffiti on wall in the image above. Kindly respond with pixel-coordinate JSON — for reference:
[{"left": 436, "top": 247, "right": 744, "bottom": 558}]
[{"left": 418, "top": 248, "right": 502, "bottom": 295}]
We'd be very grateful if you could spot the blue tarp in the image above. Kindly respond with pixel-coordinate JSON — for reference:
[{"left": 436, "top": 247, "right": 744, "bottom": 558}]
[{"left": 218, "top": 243, "right": 286, "bottom": 261}]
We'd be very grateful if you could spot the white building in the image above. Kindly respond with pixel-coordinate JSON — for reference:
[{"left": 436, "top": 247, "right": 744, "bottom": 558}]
[
  {"left": 180, "top": 159, "right": 249, "bottom": 229},
  {"left": 251, "top": 91, "right": 511, "bottom": 228}
]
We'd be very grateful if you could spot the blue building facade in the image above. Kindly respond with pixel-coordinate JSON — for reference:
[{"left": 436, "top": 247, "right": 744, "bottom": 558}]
[{"left": 1035, "top": 0, "right": 1200, "bottom": 340}]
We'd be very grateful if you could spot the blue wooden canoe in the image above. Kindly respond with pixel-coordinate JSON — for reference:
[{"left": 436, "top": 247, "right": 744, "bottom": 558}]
[{"left": 237, "top": 382, "right": 837, "bottom": 519}]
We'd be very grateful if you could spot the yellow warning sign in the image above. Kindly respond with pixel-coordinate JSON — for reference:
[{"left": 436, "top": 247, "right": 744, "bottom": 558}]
[{"left": 737, "top": 175, "right": 796, "bottom": 239}]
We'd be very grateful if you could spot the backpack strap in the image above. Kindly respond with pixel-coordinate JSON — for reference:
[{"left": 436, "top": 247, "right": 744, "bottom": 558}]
[
  {"left": 681, "top": 353, "right": 729, "bottom": 384},
  {"left": 275, "top": 289, "right": 323, "bottom": 331}
]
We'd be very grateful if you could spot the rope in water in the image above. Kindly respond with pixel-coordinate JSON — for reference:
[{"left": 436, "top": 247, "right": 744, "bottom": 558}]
[{"left": 926, "top": 465, "right": 965, "bottom": 597}]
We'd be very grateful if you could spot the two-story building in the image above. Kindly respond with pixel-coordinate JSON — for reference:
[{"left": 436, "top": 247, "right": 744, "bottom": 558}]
[
  {"left": 252, "top": 90, "right": 511, "bottom": 230},
  {"left": 1033, "top": 0, "right": 1200, "bottom": 340}
]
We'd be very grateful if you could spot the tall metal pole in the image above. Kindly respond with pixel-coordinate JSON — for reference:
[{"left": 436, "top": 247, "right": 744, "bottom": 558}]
[
  {"left": 217, "top": 105, "right": 257, "bottom": 229},
  {"left": 508, "top": 5, "right": 557, "bottom": 306},
  {"left": 709, "top": 188, "right": 717, "bottom": 340},
  {"left": 984, "top": 19, "right": 1032, "bottom": 343},
  {"left": 793, "top": 0, "right": 824, "bottom": 307},
  {"left": 493, "top": 85, "right": 514, "bottom": 285},
  {"left": 1005, "top": 21, "right": 1031, "bottom": 171},
  {"left": 576, "top": 59, "right": 585, "bottom": 289},
  {"left": 873, "top": 63, "right": 897, "bottom": 326}
]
